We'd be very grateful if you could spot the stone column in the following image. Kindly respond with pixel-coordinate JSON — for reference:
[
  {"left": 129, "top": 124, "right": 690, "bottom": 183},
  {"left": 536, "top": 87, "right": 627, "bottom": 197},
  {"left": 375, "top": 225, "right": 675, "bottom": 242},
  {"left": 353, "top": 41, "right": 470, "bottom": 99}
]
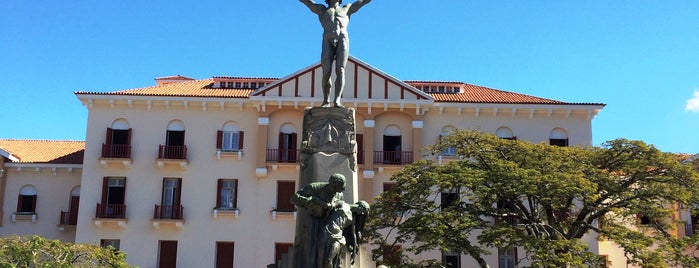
[{"left": 412, "top": 120, "right": 423, "bottom": 162}]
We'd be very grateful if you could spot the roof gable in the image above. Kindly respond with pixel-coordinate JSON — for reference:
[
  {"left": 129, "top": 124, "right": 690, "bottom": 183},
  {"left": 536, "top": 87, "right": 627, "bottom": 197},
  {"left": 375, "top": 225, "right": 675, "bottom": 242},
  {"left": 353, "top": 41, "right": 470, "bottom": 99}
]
[{"left": 251, "top": 56, "right": 433, "bottom": 103}]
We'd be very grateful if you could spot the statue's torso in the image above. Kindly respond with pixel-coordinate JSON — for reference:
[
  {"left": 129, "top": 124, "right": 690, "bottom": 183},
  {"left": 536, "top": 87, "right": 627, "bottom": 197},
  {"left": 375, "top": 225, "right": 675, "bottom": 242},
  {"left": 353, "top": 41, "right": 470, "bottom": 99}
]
[{"left": 320, "top": 6, "right": 350, "bottom": 40}]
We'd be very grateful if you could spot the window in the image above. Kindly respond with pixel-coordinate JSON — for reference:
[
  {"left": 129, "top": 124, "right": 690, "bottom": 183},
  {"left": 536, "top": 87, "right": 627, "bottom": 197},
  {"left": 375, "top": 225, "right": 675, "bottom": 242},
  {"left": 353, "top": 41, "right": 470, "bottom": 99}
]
[
  {"left": 217, "top": 123, "right": 244, "bottom": 152},
  {"left": 17, "top": 185, "right": 37, "bottom": 214},
  {"left": 356, "top": 133, "right": 364, "bottom": 164},
  {"left": 98, "top": 177, "right": 126, "bottom": 218},
  {"left": 598, "top": 255, "right": 610, "bottom": 268},
  {"left": 442, "top": 253, "right": 460, "bottom": 268},
  {"left": 158, "top": 241, "right": 178, "bottom": 268},
  {"left": 381, "top": 245, "right": 402, "bottom": 266},
  {"left": 100, "top": 239, "right": 120, "bottom": 250},
  {"left": 242, "top": 82, "right": 249, "bottom": 88},
  {"left": 441, "top": 191, "right": 459, "bottom": 211},
  {"left": 234, "top": 82, "right": 241, "bottom": 88},
  {"left": 227, "top": 82, "right": 235, "bottom": 88},
  {"left": 278, "top": 123, "right": 298, "bottom": 163},
  {"left": 160, "top": 120, "right": 186, "bottom": 159},
  {"left": 496, "top": 126, "right": 516, "bottom": 140},
  {"left": 216, "top": 242, "right": 235, "bottom": 268},
  {"left": 383, "top": 182, "right": 397, "bottom": 192},
  {"left": 217, "top": 179, "right": 238, "bottom": 210},
  {"left": 276, "top": 181, "right": 296, "bottom": 212},
  {"left": 103, "top": 119, "right": 131, "bottom": 158},
  {"left": 250, "top": 82, "right": 258, "bottom": 88},
  {"left": 62, "top": 186, "right": 80, "bottom": 225},
  {"left": 440, "top": 126, "right": 457, "bottom": 156},
  {"left": 157, "top": 178, "right": 182, "bottom": 219},
  {"left": 274, "top": 243, "right": 293, "bottom": 266},
  {"left": 499, "top": 247, "right": 516, "bottom": 268},
  {"left": 382, "top": 125, "right": 402, "bottom": 164},
  {"left": 549, "top": 128, "right": 569, "bottom": 147}
]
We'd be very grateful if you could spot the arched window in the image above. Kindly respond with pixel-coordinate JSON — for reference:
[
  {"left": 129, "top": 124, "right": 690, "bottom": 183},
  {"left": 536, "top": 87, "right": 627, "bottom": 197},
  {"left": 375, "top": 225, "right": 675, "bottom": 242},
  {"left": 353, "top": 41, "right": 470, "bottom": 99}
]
[
  {"left": 17, "top": 185, "right": 37, "bottom": 214},
  {"left": 278, "top": 123, "right": 298, "bottom": 162},
  {"left": 549, "top": 128, "right": 569, "bottom": 147},
  {"left": 104, "top": 119, "right": 132, "bottom": 158},
  {"left": 162, "top": 120, "right": 186, "bottom": 159},
  {"left": 440, "top": 126, "right": 457, "bottom": 156},
  {"left": 496, "top": 127, "right": 516, "bottom": 140},
  {"left": 65, "top": 186, "right": 81, "bottom": 225},
  {"left": 217, "top": 121, "right": 244, "bottom": 152},
  {"left": 382, "top": 125, "right": 402, "bottom": 164}
]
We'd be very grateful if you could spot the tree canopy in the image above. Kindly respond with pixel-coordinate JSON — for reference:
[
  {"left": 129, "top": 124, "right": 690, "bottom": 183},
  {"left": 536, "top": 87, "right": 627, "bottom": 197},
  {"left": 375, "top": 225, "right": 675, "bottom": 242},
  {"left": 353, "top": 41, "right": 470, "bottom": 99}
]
[
  {"left": 0, "top": 235, "right": 130, "bottom": 268},
  {"left": 365, "top": 130, "right": 699, "bottom": 267}
]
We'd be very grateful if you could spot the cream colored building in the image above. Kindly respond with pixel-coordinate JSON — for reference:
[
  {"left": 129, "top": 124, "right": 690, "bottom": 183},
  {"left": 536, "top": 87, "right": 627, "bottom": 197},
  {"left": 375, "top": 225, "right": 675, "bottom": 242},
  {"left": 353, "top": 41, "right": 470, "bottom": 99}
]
[{"left": 0, "top": 56, "right": 621, "bottom": 267}]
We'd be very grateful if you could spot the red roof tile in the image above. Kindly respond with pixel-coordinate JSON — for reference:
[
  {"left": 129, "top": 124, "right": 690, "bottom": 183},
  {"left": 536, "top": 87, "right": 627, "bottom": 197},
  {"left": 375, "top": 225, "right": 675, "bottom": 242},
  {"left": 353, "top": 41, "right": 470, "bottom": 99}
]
[
  {"left": 76, "top": 79, "right": 254, "bottom": 98},
  {"left": 0, "top": 140, "right": 85, "bottom": 164}
]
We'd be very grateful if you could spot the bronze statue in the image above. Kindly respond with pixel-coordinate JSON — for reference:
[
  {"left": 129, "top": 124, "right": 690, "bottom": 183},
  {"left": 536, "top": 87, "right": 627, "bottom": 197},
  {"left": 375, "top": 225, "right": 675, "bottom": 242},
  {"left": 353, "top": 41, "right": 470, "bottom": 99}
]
[
  {"left": 318, "top": 200, "right": 370, "bottom": 268},
  {"left": 299, "top": 0, "right": 372, "bottom": 108},
  {"left": 291, "top": 174, "right": 346, "bottom": 268}
]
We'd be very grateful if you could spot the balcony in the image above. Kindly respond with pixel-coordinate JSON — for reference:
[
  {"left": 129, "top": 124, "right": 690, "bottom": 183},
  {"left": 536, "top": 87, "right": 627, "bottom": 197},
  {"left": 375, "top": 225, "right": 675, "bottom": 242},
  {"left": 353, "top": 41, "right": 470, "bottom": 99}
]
[
  {"left": 58, "top": 211, "right": 77, "bottom": 231},
  {"left": 373, "top": 151, "right": 413, "bottom": 165},
  {"left": 94, "top": 203, "right": 127, "bottom": 227},
  {"left": 157, "top": 145, "right": 189, "bottom": 168},
  {"left": 266, "top": 149, "right": 300, "bottom": 163},
  {"left": 153, "top": 205, "right": 185, "bottom": 228},
  {"left": 99, "top": 144, "right": 133, "bottom": 167}
]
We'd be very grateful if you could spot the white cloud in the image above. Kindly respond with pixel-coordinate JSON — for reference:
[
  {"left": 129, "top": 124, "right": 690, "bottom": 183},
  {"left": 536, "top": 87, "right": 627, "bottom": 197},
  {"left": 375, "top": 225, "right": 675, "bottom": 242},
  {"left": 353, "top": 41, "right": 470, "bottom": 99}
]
[{"left": 686, "top": 90, "right": 699, "bottom": 112}]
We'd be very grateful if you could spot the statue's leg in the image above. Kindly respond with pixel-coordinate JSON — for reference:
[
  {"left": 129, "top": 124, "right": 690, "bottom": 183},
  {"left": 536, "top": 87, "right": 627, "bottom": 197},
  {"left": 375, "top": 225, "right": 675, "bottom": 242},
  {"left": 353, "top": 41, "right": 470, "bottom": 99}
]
[
  {"left": 321, "top": 40, "right": 335, "bottom": 107},
  {"left": 333, "top": 39, "right": 349, "bottom": 107}
]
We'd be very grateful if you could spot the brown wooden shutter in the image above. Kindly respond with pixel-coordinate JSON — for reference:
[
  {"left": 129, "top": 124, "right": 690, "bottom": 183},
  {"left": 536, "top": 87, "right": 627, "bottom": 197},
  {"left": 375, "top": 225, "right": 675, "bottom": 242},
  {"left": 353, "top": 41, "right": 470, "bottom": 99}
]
[
  {"left": 356, "top": 134, "right": 364, "bottom": 164},
  {"left": 127, "top": 128, "right": 132, "bottom": 144},
  {"left": 175, "top": 178, "right": 182, "bottom": 206},
  {"left": 278, "top": 133, "right": 284, "bottom": 160},
  {"left": 101, "top": 177, "right": 109, "bottom": 204},
  {"left": 31, "top": 195, "right": 37, "bottom": 213},
  {"left": 238, "top": 131, "right": 244, "bottom": 150},
  {"left": 216, "top": 179, "right": 223, "bottom": 208},
  {"left": 277, "top": 181, "right": 295, "bottom": 211},
  {"left": 16, "top": 195, "right": 22, "bottom": 212},
  {"left": 106, "top": 128, "right": 113, "bottom": 145},
  {"left": 290, "top": 133, "right": 298, "bottom": 150},
  {"left": 216, "top": 131, "right": 223, "bottom": 149},
  {"left": 233, "top": 180, "right": 239, "bottom": 208}
]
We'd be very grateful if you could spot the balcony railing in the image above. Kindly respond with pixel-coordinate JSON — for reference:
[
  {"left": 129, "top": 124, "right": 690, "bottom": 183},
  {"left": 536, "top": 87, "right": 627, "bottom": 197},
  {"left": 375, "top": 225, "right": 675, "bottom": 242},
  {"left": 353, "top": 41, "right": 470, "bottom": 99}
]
[
  {"left": 154, "top": 205, "right": 184, "bottom": 220},
  {"left": 101, "top": 143, "right": 131, "bottom": 158},
  {"left": 266, "top": 149, "right": 300, "bottom": 163},
  {"left": 95, "top": 203, "right": 126, "bottom": 219},
  {"left": 59, "top": 211, "right": 77, "bottom": 225},
  {"left": 373, "top": 151, "right": 413, "bottom": 165},
  {"left": 158, "top": 145, "right": 187, "bottom": 160}
]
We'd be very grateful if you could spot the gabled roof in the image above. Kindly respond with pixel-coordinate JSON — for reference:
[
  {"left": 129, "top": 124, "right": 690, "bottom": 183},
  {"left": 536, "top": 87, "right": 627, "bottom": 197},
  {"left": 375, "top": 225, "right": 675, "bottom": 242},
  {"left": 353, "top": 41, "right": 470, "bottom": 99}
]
[
  {"left": 74, "top": 56, "right": 604, "bottom": 107},
  {"left": 0, "top": 140, "right": 85, "bottom": 164}
]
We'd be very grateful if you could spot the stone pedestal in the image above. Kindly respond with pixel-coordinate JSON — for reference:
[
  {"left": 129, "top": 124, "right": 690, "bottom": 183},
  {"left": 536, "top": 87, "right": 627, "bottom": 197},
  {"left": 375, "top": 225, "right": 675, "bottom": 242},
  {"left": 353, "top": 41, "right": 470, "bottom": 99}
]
[
  {"left": 298, "top": 107, "right": 358, "bottom": 202},
  {"left": 291, "top": 107, "right": 360, "bottom": 268}
]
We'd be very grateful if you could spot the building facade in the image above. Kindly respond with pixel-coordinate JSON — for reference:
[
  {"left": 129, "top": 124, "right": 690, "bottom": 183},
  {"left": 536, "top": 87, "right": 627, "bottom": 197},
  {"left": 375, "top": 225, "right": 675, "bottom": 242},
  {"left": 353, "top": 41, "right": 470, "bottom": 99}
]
[{"left": 1, "top": 56, "right": 616, "bottom": 267}]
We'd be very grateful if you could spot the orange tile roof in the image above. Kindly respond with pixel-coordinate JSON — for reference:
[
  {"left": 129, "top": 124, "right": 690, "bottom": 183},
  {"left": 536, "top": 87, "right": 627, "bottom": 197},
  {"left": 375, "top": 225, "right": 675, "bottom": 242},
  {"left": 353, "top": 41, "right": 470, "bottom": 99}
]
[
  {"left": 76, "top": 77, "right": 603, "bottom": 106},
  {"left": 75, "top": 79, "right": 254, "bottom": 98},
  {"left": 0, "top": 140, "right": 85, "bottom": 164}
]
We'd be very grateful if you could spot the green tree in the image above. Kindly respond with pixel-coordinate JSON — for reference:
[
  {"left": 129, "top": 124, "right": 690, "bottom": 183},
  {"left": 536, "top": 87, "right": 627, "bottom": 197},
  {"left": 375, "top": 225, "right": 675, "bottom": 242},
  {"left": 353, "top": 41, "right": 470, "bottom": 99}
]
[
  {"left": 365, "top": 130, "right": 699, "bottom": 268},
  {"left": 0, "top": 235, "right": 131, "bottom": 268}
]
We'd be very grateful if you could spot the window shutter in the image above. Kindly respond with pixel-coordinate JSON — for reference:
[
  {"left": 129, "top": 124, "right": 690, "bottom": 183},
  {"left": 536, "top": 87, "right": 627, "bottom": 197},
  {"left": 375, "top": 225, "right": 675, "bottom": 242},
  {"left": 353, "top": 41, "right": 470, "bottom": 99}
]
[
  {"left": 238, "top": 131, "right": 244, "bottom": 150},
  {"left": 290, "top": 133, "right": 298, "bottom": 150},
  {"left": 277, "top": 181, "right": 296, "bottom": 211},
  {"left": 31, "top": 195, "right": 37, "bottom": 213},
  {"left": 278, "top": 133, "right": 284, "bottom": 160},
  {"left": 127, "top": 128, "right": 132, "bottom": 144},
  {"left": 175, "top": 178, "right": 182, "bottom": 206},
  {"left": 233, "top": 180, "right": 239, "bottom": 208},
  {"left": 216, "top": 131, "right": 223, "bottom": 149},
  {"left": 106, "top": 128, "right": 114, "bottom": 145},
  {"left": 101, "top": 177, "right": 109, "bottom": 204},
  {"left": 216, "top": 179, "right": 223, "bottom": 208},
  {"left": 16, "top": 195, "right": 22, "bottom": 212}
]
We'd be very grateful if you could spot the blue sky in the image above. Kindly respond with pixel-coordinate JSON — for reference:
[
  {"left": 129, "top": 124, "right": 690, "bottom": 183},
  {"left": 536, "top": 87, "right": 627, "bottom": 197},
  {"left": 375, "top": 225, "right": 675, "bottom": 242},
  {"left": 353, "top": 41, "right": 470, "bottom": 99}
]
[{"left": 1, "top": 1, "right": 697, "bottom": 153}]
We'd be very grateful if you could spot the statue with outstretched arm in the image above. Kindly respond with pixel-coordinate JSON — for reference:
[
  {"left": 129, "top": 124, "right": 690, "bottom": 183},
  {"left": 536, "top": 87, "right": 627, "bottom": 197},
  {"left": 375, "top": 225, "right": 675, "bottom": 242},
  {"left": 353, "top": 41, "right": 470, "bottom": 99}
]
[{"left": 299, "top": 0, "right": 372, "bottom": 108}]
